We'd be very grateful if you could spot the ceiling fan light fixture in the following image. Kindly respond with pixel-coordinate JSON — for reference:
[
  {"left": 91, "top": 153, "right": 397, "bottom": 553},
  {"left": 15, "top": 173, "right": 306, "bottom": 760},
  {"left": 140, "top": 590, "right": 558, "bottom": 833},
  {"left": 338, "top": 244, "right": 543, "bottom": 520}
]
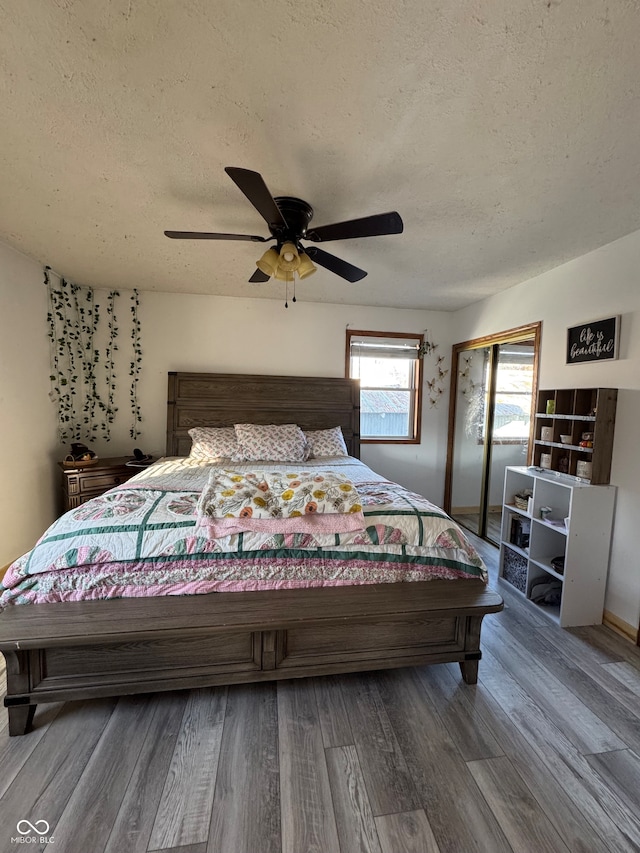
[
  {"left": 256, "top": 247, "right": 280, "bottom": 276},
  {"left": 273, "top": 267, "right": 295, "bottom": 282},
  {"left": 296, "top": 250, "right": 317, "bottom": 279},
  {"left": 277, "top": 242, "right": 300, "bottom": 272}
]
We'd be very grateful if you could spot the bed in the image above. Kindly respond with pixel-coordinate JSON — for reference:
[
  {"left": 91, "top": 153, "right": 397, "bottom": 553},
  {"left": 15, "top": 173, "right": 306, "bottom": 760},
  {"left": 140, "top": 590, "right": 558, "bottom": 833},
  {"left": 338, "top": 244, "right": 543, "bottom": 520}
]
[{"left": 0, "top": 372, "right": 502, "bottom": 735}]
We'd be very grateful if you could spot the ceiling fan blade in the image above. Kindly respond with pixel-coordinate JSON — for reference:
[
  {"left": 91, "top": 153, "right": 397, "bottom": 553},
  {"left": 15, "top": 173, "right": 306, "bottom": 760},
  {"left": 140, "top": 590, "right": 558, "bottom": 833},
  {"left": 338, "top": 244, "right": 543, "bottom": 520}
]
[
  {"left": 306, "top": 211, "right": 403, "bottom": 243},
  {"left": 224, "top": 167, "right": 288, "bottom": 232},
  {"left": 305, "top": 246, "right": 367, "bottom": 282},
  {"left": 164, "top": 230, "right": 269, "bottom": 242},
  {"left": 249, "top": 269, "right": 270, "bottom": 283}
]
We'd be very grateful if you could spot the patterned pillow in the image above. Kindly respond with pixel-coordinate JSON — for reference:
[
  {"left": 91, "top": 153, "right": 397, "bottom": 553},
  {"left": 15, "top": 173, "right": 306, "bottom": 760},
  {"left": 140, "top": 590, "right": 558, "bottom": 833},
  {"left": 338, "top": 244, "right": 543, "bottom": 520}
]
[
  {"left": 233, "top": 423, "right": 310, "bottom": 462},
  {"left": 188, "top": 427, "right": 238, "bottom": 460},
  {"left": 304, "top": 426, "right": 349, "bottom": 458}
]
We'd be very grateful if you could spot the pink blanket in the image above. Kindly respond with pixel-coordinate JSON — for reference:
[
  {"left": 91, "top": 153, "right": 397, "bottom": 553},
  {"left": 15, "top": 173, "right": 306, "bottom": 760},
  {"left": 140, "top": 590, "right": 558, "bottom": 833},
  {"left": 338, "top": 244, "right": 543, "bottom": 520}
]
[{"left": 197, "top": 510, "right": 366, "bottom": 538}]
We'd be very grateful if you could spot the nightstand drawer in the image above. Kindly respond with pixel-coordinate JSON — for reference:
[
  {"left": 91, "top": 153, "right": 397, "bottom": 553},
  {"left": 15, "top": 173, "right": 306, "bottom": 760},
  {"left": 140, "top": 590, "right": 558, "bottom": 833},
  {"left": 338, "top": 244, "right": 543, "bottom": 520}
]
[
  {"left": 76, "top": 471, "right": 129, "bottom": 493},
  {"left": 67, "top": 491, "right": 115, "bottom": 509},
  {"left": 60, "top": 457, "right": 138, "bottom": 514}
]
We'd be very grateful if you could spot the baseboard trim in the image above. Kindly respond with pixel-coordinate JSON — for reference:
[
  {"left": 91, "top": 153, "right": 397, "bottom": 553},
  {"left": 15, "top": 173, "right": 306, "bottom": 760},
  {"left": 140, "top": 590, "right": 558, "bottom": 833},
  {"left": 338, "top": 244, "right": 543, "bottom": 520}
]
[{"left": 602, "top": 609, "right": 639, "bottom": 644}]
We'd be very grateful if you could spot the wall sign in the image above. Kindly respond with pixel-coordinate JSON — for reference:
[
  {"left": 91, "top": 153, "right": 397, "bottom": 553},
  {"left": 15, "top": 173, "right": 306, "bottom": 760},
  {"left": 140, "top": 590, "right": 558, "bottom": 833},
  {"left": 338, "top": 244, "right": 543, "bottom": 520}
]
[{"left": 566, "top": 316, "right": 619, "bottom": 365}]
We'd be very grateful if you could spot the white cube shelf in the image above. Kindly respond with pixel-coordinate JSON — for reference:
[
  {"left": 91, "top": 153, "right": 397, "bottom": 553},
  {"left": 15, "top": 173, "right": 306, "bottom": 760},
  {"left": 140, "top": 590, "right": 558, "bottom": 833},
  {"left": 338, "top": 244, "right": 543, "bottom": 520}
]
[{"left": 499, "top": 466, "right": 616, "bottom": 627}]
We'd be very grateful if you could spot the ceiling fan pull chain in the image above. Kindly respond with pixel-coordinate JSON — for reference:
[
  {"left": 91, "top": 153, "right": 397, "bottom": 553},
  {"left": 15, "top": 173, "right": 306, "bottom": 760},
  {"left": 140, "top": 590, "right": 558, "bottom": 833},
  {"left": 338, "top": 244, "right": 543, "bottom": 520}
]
[
  {"left": 285, "top": 279, "right": 289, "bottom": 308},
  {"left": 292, "top": 277, "right": 297, "bottom": 303}
]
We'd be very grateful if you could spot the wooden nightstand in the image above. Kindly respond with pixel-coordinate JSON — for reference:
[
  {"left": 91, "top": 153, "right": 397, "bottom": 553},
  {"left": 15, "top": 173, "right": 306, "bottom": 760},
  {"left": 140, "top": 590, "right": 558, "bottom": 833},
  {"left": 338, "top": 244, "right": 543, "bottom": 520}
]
[{"left": 60, "top": 456, "right": 138, "bottom": 511}]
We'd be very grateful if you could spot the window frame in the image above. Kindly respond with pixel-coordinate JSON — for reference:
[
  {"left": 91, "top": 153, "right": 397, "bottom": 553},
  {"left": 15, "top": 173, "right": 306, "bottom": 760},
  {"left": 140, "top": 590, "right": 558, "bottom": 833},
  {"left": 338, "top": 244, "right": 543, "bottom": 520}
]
[{"left": 345, "top": 329, "right": 424, "bottom": 445}]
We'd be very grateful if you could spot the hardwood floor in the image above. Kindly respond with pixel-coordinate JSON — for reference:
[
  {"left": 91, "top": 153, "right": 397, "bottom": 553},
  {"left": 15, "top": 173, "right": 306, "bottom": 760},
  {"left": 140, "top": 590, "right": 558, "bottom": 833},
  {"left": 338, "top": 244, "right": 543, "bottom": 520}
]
[
  {"left": 452, "top": 511, "right": 503, "bottom": 545},
  {"left": 2, "top": 537, "right": 640, "bottom": 852}
]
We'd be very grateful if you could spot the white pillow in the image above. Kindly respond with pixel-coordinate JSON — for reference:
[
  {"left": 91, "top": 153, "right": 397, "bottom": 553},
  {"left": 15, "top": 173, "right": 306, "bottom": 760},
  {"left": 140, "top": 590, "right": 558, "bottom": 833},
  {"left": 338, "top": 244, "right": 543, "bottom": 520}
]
[
  {"left": 233, "top": 423, "right": 309, "bottom": 462},
  {"left": 188, "top": 426, "right": 238, "bottom": 460},
  {"left": 304, "top": 426, "right": 349, "bottom": 458}
]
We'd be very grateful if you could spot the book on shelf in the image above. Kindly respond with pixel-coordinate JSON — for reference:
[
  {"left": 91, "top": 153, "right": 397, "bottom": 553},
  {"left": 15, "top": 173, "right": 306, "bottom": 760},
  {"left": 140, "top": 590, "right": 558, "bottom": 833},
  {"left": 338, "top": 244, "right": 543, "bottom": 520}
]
[{"left": 510, "top": 517, "right": 531, "bottom": 549}]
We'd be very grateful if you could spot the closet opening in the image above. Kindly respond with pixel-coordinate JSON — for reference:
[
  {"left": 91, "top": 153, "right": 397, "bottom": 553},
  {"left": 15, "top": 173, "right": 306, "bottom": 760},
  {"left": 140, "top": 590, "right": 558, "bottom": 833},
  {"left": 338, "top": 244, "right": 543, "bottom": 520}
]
[{"left": 444, "top": 322, "right": 541, "bottom": 545}]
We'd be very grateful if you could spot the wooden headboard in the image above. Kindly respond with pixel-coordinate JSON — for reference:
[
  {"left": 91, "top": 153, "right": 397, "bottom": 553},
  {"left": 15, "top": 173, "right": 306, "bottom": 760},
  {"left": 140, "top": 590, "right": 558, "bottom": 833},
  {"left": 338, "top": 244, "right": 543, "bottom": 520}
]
[{"left": 166, "top": 372, "right": 361, "bottom": 458}]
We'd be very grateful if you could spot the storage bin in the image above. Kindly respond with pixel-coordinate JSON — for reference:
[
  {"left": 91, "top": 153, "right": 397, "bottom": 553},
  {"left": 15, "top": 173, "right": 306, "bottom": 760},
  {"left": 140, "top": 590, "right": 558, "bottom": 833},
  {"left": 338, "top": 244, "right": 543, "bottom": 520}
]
[{"left": 502, "top": 548, "right": 527, "bottom": 593}]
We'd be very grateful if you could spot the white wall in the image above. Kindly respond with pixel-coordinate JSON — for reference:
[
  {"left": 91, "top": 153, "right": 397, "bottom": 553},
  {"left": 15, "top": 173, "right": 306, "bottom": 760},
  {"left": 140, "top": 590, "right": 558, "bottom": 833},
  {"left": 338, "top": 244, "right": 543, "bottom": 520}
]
[
  {"left": 0, "top": 243, "right": 59, "bottom": 566},
  {"left": 452, "top": 229, "right": 640, "bottom": 630}
]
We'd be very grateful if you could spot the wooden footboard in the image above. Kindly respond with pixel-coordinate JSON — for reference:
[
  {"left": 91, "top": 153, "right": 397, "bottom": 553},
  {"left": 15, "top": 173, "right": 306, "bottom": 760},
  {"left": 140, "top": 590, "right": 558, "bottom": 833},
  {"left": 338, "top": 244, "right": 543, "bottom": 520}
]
[{"left": 0, "top": 580, "right": 502, "bottom": 735}]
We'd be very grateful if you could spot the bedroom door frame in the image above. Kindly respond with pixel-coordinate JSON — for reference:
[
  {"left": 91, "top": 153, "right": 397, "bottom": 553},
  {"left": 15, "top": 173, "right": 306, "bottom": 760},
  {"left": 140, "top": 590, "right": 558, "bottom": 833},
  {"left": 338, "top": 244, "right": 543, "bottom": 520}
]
[{"left": 444, "top": 322, "right": 542, "bottom": 541}]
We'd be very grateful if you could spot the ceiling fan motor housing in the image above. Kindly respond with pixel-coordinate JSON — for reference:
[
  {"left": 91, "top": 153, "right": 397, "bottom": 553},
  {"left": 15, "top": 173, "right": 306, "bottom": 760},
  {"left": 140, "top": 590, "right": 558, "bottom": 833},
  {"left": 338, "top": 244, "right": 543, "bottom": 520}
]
[{"left": 272, "top": 196, "right": 314, "bottom": 247}]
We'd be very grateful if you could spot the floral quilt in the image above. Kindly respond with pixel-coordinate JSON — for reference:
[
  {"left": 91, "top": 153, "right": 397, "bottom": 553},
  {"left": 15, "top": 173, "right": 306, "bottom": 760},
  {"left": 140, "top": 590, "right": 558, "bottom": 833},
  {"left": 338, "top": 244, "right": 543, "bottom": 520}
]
[
  {"left": 0, "top": 456, "right": 487, "bottom": 607},
  {"left": 195, "top": 468, "right": 366, "bottom": 537}
]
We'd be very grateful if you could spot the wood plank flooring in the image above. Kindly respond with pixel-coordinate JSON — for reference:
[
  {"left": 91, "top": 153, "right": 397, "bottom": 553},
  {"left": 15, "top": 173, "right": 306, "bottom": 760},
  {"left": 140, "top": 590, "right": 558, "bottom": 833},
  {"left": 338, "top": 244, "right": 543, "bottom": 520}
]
[
  {"left": 451, "top": 511, "right": 503, "bottom": 545},
  {"left": 2, "top": 536, "right": 640, "bottom": 853}
]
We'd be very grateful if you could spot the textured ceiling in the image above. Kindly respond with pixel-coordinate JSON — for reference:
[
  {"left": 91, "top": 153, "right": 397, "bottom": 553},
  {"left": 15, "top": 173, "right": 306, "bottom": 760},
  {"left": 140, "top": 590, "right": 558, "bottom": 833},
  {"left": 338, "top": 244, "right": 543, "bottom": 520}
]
[{"left": 1, "top": 0, "right": 639, "bottom": 310}]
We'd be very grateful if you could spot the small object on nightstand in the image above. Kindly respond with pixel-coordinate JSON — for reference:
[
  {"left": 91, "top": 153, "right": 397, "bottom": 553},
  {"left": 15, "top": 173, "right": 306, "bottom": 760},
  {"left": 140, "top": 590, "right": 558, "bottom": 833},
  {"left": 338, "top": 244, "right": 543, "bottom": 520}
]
[
  {"left": 63, "top": 442, "right": 98, "bottom": 467},
  {"left": 126, "top": 448, "right": 154, "bottom": 467},
  {"left": 63, "top": 456, "right": 100, "bottom": 468}
]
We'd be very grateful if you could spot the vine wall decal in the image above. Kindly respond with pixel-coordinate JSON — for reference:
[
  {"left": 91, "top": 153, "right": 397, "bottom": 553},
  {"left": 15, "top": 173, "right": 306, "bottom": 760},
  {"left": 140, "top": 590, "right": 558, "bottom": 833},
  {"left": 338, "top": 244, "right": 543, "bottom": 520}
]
[{"left": 45, "top": 267, "right": 143, "bottom": 444}]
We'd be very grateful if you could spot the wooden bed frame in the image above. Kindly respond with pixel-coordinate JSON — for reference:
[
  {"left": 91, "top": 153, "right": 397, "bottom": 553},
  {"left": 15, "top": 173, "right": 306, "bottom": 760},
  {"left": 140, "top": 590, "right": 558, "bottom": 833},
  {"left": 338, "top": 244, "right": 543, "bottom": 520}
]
[{"left": 0, "top": 372, "right": 502, "bottom": 736}]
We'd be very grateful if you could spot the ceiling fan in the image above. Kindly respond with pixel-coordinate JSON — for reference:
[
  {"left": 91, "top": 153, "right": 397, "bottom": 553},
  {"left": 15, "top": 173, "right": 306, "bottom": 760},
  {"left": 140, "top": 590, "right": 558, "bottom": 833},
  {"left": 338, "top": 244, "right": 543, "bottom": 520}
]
[{"left": 164, "top": 167, "right": 403, "bottom": 284}]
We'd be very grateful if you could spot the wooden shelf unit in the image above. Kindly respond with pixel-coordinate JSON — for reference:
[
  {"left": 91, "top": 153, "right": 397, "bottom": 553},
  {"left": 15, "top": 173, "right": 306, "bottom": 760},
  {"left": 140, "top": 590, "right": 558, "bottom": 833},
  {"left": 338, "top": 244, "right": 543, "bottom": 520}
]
[{"left": 533, "top": 387, "right": 617, "bottom": 484}]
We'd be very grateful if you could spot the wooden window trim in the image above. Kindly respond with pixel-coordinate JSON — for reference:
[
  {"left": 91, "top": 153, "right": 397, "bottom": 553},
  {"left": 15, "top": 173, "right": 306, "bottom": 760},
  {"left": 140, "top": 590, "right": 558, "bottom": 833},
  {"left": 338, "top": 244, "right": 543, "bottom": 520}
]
[{"left": 345, "top": 329, "right": 423, "bottom": 444}]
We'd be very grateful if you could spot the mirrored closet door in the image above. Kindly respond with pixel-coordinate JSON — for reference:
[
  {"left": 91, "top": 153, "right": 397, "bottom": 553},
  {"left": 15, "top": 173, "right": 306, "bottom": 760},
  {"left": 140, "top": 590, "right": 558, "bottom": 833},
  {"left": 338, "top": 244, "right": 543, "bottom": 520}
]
[{"left": 444, "top": 323, "right": 541, "bottom": 544}]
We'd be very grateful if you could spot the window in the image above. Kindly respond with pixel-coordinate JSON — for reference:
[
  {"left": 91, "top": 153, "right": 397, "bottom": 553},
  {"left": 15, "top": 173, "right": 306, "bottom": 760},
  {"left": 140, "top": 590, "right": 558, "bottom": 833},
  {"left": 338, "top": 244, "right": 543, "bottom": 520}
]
[{"left": 346, "top": 330, "right": 423, "bottom": 443}]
